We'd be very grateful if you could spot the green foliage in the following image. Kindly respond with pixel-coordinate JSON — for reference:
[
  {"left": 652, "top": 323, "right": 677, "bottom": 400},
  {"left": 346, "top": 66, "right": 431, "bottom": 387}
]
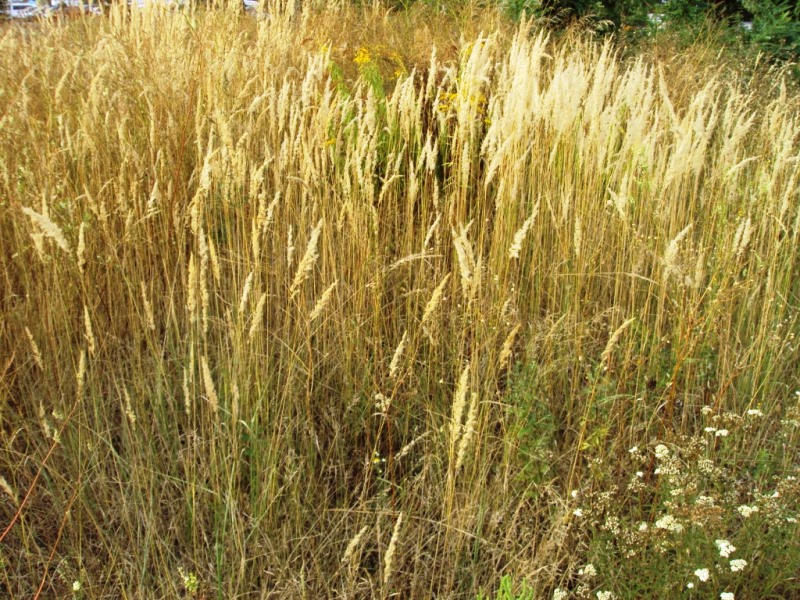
[
  {"left": 744, "top": 0, "right": 800, "bottom": 62},
  {"left": 477, "top": 574, "right": 535, "bottom": 600},
  {"left": 661, "top": 0, "right": 716, "bottom": 26},
  {"left": 499, "top": 0, "right": 541, "bottom": 22},
  {"left": 504, "top": 363, "right": 558, "bottom": 497},
  {"left": 511, "top": 0, "right": 800, "bottom": 66},
  {"left": 503, "top": 0, "right": 662, "bottom": 27}
]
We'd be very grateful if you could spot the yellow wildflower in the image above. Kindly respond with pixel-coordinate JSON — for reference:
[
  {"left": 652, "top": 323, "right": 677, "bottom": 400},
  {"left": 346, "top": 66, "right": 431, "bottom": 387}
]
[{"left": 354, "top": 47, "right": 371, "bottom": 66}]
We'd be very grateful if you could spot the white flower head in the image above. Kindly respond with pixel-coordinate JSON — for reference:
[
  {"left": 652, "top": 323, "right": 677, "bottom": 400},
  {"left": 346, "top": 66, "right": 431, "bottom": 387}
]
[
  {"left": 579, "top": 563, "right": 597, "bottom": 578},
  {"left": 72, "top": 581, "right": 81, "bottom": 592},
  {"left": 715, "top": 429, "right": 730, "bottom": 437},
  {"left": 747, "top": 409, "right": 764, "bottom": 417},
  {"left": 596, "top": 592, "right": 615, "bottom": 600},
  {"left": 655, "top": 444, "right": 669, "bottom": 459},
  {"left": 553, "top": 589, "right": 568, "bottom": 600},
  {"left": 655, "top": 514, "right": 684, "bottom": 533},
  {"left": 629, "top": 445, "right": 639, "bottom": 454},
  {"left": 715, "top": 539, "right": 736, "bottom": 558},
  {"left": 738, "top": 505, "right": 759, "bottom": 518},
  {"left": 694, "top": 568, "right": 710, "bottom": 582},
  {"left": 705, "top": 427, "right": 717, "bottom": 433},
  {"left": 687, "top": 582, "right": 694, "bottom": 589},
  {"left": 730, "top": 559, "right": 747, "bottom": 572},
  {"left": 721, "top": 593, "right": 735, "bottom": 600},
  {"left": 702, "top": 405, "right": 714, "bottom": 415},
  {"left": 573, "top": 508, "right": 584, "bottom": 518}
]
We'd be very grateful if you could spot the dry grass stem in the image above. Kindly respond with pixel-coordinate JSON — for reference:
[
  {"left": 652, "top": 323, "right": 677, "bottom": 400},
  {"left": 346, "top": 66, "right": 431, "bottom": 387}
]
[
  {"left": 389, "top": 330, "right": 408, "bottom": 378},
  {"left": 24, "top": 327, "right": 43, "bottom": 370},
  {"left": 341, "top": 525, "right": 369, "bottom": 566},
  {"left": 309, "top": 280, "right": 338, "bottom": 323},
  {"left": 601, "top": 317, "right": 636, "bottom": 364},
  {"left": 249, "top": 292, "right": 268, "bottom": 340},
  {"left": 21, "top": 206, "right": 69, "bottom": 253},
  {"left": 289, "top": 219, "right": 323, "bottom": 301},
  {"left": 84, "top": 305, "right": 97, "bottom": 357},
  {"left": 201, "top": 355, "right": 220, "bottom": 417},
  {"left": 383, "top": 513, "right": 404, "bottom": 588}
]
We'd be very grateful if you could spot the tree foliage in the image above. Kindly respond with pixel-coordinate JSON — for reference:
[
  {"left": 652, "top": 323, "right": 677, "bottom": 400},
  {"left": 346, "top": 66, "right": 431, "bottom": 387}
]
[{"left": 503, "top": 0, "right": 800, "bottom": 63}]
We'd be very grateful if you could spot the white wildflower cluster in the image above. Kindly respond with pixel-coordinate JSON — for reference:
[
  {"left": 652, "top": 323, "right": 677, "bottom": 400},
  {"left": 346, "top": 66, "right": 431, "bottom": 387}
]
[
  {"left": 696, "top": 495, "right": 715, "bottom": 506},
  {"left": 655, "top": 514, "right": 684, "bottom": 533},
  {"left": 721, "top": 593, "right": 735, "bottom": 600},
  {"left": 746, "top": 409, "right": 764, "bottom": 417},
  {"left": 553, "top": 588, "right": 568, "bottom": 600},
  {"left": 655, "top": 444, "right": 670, "bottom": 459},
  {"left": 687, "top": 434, "right": 708, "bottom": 453},
  {"left": 596, "top": 591, "right": 615, "bottom": 600},
  {"left": 715, "top": 429, "right": 730, "bottom": 437},
  {"left": 694, "top": 568, "right": 710, "bottom": 582},
  {"left": 697, "top": 458, "right": 716, "bottom": 475},
  {"left": 598, "top": 490, "right": 616, "bottom": 506},
  {"left": 715, "top": 539, "right": 736, "bottom": 558},
  {"left": 721, "top": 412, "right": 744, "bottom": 426},
  {"left": 602, "top": 516, "right": 621, "bottom": 535},
  {"left": 730, "top": 559, "right": 748, "bottom": 572},
  {"left": 579, "top": 563, "right": 597, "bottom": 578},
  {"left": 618, "top": 526, "right": 645, "bottom": 558},
  {"left": 627, "top": 471, "right": 645, "bottom": 492},
  {"left": 701, "top": 405, "right": 714, "bottom": 415},
  {"left": 654, "top": 457, "right": 680, "bottom": 476},
  {"left": 373, "top": 392, "right": 391, "bottom": 413},
  {"left": 737, "top": 505, "right": 759, "bottom": 518},
  {"left": 628, "top": 445, "right": 645, "bottom": 462}
]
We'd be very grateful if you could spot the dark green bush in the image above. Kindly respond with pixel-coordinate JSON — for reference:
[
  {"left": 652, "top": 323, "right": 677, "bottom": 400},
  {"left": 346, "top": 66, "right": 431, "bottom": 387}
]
[
  {"left": 509, "top": 0, "right": 800, "bottom": 67},
  {"left": 743, "top": 0, "right": 800, "bottom": 62}
]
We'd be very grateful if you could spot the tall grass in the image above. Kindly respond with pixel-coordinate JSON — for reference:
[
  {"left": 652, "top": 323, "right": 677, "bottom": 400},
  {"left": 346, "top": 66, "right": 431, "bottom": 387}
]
[{"left": 0, "top": 3, "right": 799, "bottom": 598}]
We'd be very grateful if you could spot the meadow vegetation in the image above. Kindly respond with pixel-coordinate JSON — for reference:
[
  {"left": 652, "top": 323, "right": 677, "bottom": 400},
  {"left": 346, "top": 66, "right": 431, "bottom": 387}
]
[{"left": 0, "top": 2, "right": 799, "bottom": 598}]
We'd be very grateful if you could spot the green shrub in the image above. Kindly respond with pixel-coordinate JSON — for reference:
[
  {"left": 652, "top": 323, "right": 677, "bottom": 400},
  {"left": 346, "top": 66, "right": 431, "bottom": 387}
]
[
  {"left": 744, "top": 0, "right": 800, "bottom": 62},
  {"left": 478, "top": 574, "right": 536, "bottom": 600}
]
